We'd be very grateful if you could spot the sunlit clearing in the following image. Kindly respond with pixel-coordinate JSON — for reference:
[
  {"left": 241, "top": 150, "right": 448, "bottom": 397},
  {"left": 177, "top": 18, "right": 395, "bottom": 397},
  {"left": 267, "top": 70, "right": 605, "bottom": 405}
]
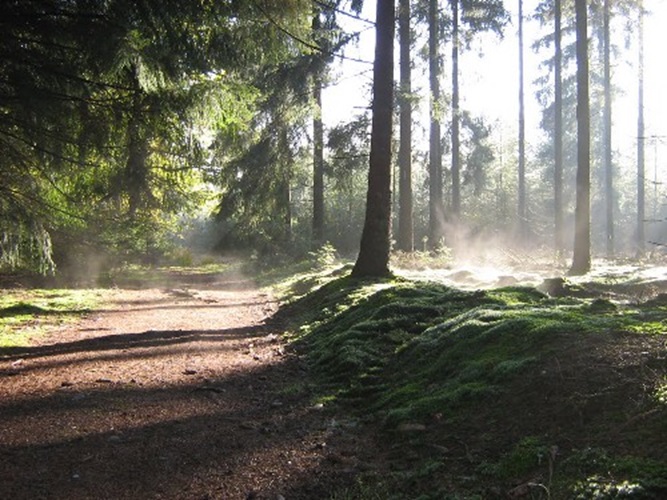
[
  {"left": 394, "top": 245, "right": 667, "bottom": 292},
  {"left": 393, "top": 240, "right": 561, "bottom": 289}
]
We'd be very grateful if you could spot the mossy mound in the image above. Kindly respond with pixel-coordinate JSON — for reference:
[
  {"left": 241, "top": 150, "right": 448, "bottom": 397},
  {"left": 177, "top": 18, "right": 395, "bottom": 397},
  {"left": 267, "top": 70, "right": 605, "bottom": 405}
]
[{"left": 282, "top": 273, "right": 667, "bottom": 499}]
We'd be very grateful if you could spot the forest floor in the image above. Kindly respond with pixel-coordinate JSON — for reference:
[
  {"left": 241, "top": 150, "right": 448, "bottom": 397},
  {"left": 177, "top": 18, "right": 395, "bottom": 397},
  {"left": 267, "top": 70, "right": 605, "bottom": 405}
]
[
  {"left": 0, "top": 268, "right": 383, "bottom": 499},
  {"left": 1, "top": 261, "right": 666, "bottom": 499}
]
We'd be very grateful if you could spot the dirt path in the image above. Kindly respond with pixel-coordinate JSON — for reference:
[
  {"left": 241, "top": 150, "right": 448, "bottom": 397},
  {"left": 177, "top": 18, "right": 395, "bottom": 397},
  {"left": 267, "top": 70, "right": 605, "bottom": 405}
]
[{"left": 0, "top": 275, "right": 370, "bottom": 499}]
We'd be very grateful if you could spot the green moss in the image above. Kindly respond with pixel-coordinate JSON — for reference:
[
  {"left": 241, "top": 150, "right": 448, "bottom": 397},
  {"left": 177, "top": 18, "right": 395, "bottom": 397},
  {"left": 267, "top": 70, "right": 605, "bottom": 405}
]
[
  {"left": 562, "top": 449, "right": 667, "bottom": 498},
  {"left": 656, "top": 380, "right": 667, "bottom": 405},
  {"left": 286, "top": 274, "right": 655, "bottom": 427},
  {"left": 374, "top": 302, "right": 609, "bottom": 425},
  {"left": 286, "top": 275, "right": 607, "bottom": 426},
  {"left": 480, "top": 437, "right": 553, "bottom": 480},
  {"left": 278, "top": 269, "right": 667, "bottom": 498},
  {"left": 627, "top": 320, "right": 667, "bottom": 335},
  {"left": 587, "top": 298, "right": 618, "bottom": 312},
  {"left": 487, "top": 286, "right": 547, "bottom": 305}
]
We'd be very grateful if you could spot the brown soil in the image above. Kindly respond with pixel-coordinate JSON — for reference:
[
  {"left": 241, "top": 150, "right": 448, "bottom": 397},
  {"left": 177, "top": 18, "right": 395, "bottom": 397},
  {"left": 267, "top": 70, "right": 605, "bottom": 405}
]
[{"left": 0, "top": 273, "right": 377, "bottom": 499}]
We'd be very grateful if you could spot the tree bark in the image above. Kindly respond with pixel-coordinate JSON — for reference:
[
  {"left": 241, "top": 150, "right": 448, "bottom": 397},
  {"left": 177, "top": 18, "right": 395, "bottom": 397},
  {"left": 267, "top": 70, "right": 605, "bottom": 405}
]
[
  {"left": 518, "top": 0, "right": 527, "bottom": 242},
  {"left": 451, "top": 0, "right": 461, "bottom": 220},
  {"left": 603, "top": 0, "right": 614, "bottom": 257},
  {"left": 280, "top": 127, "right": 293, "bottom": 243},
  {"left": 397, "top": 0, "right": 414, "bottom": 252},
  {"left": 554, "top": 0, "right": 564, "bottom": 256},
  {"left": 125, "top": 89, "right": 149, "bottom": 217},
  {"left": 570, "top": 0, "right": 591, "bottom": 275},
  {"left": 352, "top": 0, "right": 395, "bottom": 277},
  {"left": 428, "top": 0, "right": 444, "bottom": 249},
  {"left": 312, "top": 68, "right": 325, "bottom": 245},
  {"left": 637, "top": 0, "right": 645, "bottom": 256}
]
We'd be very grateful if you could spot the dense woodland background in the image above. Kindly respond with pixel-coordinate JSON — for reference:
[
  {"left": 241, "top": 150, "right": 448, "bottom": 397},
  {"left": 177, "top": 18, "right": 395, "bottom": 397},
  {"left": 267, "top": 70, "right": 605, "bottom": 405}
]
[{"left": 0, "top": 0, "right": 662, "bottom": 279}]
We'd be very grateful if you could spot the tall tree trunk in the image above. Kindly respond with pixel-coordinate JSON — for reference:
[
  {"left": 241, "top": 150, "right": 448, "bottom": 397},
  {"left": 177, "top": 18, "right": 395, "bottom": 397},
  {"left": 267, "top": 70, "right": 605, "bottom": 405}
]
[
  {"left": 570, "top": 0, "right": 591, "bottom": 275},
  {"left": 554, "top": 0, "right": 564, "bottom": 256},
  {"left": 309, "top": 8, "right": 327, "bottom": 247},
  {"left": 518, "top": 0, "right": 527, "bottom": 242},
  {"left": 77, "top": 99, "right": 89, "bottom": 168},
  {"left": 125, "top": 90, "right": 149, "bottom": 217},
  {"left": 280, "top": 127, "right": 293, "bottom": 243},
  {"left": 352, "top": 0, "right": 395, "bottom": 277},
  {"left": 451, "top": 0, "right": 461, "bottom": 220},
  {"left": 428, "top": 0, "right": 444, "bottom": 248},
  {"left": 603, "top": 0, "right": 614, "bottom": 257},
  {"left": 312, "top": 68, "right": 325, "bottom": 245},
  {"left": 397, "top": 0, "right": 413, "bottom": 252},
  {"left": 281, "top": 176, "right": 292, "bottom": 242},
  {"left": 637, "top": 0, "right": 645, "bottom": 256}
]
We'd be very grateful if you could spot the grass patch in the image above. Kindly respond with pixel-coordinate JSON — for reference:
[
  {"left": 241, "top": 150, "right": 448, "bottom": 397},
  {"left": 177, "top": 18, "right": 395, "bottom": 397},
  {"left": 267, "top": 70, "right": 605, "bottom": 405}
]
[{"left": 0, "top": 289, "right": 103, "bottom": 348}]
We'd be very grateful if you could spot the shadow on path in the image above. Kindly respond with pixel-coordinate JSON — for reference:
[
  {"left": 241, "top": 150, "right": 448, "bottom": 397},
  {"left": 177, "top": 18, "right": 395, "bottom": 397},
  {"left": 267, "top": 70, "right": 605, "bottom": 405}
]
[
  {"left": 0, "top": 356, "right": 368, "bottom": 499},
  {"left": 0, "top": 275, "right": 378, "bottom": 499}
]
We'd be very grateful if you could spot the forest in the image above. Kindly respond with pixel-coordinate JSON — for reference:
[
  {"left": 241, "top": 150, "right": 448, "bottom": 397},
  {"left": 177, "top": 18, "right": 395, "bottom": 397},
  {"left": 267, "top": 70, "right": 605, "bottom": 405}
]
[
  {"left": 1, "top": 0, "right": 667, "bottom": 499},
  {"left": 1, "top": 0, "right": 664, "bottom": 277}
]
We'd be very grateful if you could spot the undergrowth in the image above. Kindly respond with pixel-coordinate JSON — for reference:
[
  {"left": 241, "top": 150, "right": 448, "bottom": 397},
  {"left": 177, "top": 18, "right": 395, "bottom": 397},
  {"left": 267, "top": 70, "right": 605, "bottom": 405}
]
[{"left": 279, "top": 267, "right": 667, "bottom": 499}]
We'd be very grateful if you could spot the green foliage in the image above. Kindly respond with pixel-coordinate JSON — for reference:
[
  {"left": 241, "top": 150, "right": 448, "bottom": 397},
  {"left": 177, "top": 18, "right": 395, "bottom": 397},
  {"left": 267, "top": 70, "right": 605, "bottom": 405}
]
[
  {"left": 458, "top": 0, "right": 510, "bottom": 41},
  {"left": 480, "top": 436, "right": 554, "bottom": 480},
  {"left": 0, "top": 222, "right": 55, "bottom": 275},
  {"left": 329, "top": 474, "right": 393, "bottom": 500},
  {"left": 326, "top": 114, "right": 371, "bottom": 185},
  {"left": 459, "top": 111, "right": 496, "bottom": 196},
  {"left": 0, "top": 0, "right": 318, "bottom": 275},
  {"left": 309, "top": 242, "right": 339, "bottom": 268},
  {"left": 391, "top": 248, "right": 453, "bottom": 270},
  {"left": 573, "top": 477, "right": 646, "bottom": 499},
  {"left": 562, "top": 449, "right": 667, "bottom": 499},
  {"left": 100, "top": 212, "right": 182, "bottom": 264},
  {"left": 656, "top": 379, "right": 667, "bottom": 405}
]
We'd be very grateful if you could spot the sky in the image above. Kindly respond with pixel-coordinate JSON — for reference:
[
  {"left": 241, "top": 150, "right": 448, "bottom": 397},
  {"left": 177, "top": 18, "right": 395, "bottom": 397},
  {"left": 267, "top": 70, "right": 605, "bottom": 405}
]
[{"left": 321, "top": 0, "right": 667, "bottom": 174}]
